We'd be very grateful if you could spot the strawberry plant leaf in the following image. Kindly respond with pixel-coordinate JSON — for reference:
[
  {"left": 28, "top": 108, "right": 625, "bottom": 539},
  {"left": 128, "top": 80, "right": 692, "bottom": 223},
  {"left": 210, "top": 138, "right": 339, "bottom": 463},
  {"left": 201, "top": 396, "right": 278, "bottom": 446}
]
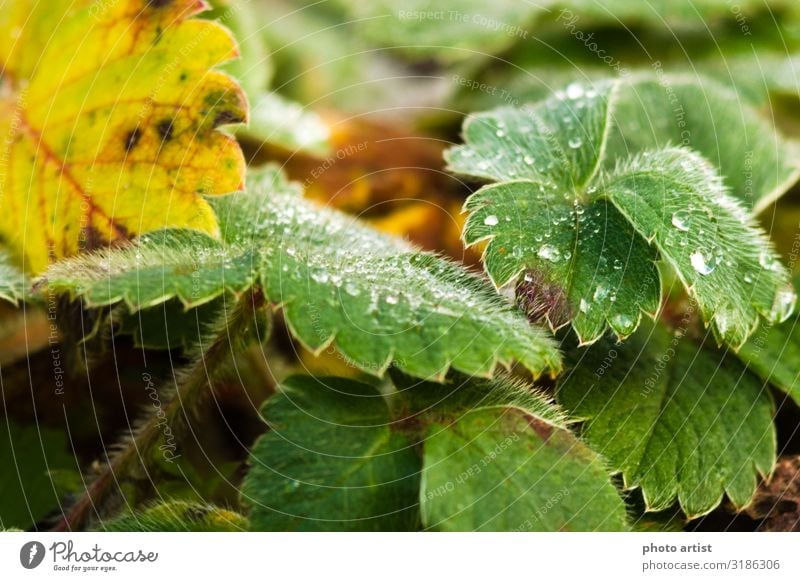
[
  {"left": 0, "top": 0, "right": 247, "bottom": 273},
  {"left": 242, "top": 376, "right": 422, "bottom": 531},
  {"left": 0, "top": 249, "right": 25, "bottom": 303},
  {"left": 98, "top": 501, "right": 249, "bottom": 532},
  {"left": 605, "top": 76, "right": 800, "bottom": 212},
  {"left": 115, "top": 298, "right": 226, "bottom": 351},
  {"left": 0, "top": 419, "right": 77, "bottom": 529},
  {"left": 557, "top": 321, "right": 776, "bottom": 518},
  {"left": 44, "top": 167, "right": 562, "bottom": 380},
  {"left": 240, "top": 92, "right": 330, "bottom": 156},
  {"left": 604, "top": 148, "right": 795, "bottom": 348},
  {"left": 449, "top": 80, "right": 795, "bottom": 347},
  {"left": 455, "top": 72, "right": 799, "bottom": 209},
  {"left": 737, "top": 280, "right": 800, "bottom": 406},
  {"left": 390, "top": 370, "right": 565, "bottom": 425},
  {"left": 420, "top": 407, "right": 628, "bottom": 531},
  {"left": 329, "top": 0, "right": 540, "bottom": 62}
]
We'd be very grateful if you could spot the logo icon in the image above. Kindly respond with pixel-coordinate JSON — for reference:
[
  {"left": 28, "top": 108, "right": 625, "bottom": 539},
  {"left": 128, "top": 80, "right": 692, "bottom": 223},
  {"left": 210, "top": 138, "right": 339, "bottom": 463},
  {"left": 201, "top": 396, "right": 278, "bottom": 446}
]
[{"left": 20, "top": 541, "right": 46, "bottom": 569}]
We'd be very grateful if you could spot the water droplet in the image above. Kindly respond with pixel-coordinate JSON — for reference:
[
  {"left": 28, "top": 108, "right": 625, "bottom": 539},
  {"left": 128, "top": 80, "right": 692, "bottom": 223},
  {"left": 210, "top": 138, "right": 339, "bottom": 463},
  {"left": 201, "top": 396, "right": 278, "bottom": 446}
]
[
  {"left": 537, "top": 244, "right": 561, "bottom": 263},
  {"left": 385, "top": 295, "right": 399, "bottom": 305},
  {"left": 714, "top": 311, "right": 733, "bottom": 336},
  {"left": 310, "top": 268, "right": 329, "bottom": 284},
  {"left": 344, "top": 282, "right": 360, "bottom": 296},
  {"left": 483, "top": 215, "right": 499, "bottom": 226},
  {"left": 523, "top": 155, "right": 534, "bottom": 165},
  {"left": 744, "top": 274, "right": 753, "bottom": 284},
  {"left": 579, "top": 298, "right": 590, "bottom": 313},
  {"left": 593, "top": 284, "right": 609, "bottom": 301},
  {"left": 759, "top": 250, "right": 778, "bottom": 271},
  {"left": 611, "top": 314, "right": 635, "bottom": 333},
  {"left": 771, "top": 287, "right": 796, "bottom": 321},
  {"left": 690, "top": 250, "right": 718, "bottom": 275},
  {"left": 568, "top": 137, "right": 583, "bottom": 149},
  {"left": 671, "top": 210, "right": 691, "bottom": 232},
  {"left": 565, "top": 83, "right": 584, "bottom": 99},
  {"left": 495, "top": 129, "right": 506, "bottom": 137}
]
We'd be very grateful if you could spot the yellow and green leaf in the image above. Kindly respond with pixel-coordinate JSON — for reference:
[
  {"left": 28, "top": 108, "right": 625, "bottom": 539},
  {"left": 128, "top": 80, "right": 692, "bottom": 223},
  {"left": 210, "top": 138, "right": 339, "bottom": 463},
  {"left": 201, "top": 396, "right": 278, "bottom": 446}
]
[{"left": 0, "top": 0, "right": 247, "bottom": 273}]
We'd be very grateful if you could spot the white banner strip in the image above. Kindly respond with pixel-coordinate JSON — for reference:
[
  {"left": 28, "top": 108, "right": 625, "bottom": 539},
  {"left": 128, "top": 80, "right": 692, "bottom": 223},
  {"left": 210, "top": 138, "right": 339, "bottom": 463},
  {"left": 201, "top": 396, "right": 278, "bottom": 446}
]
[{"left": 1, "top": 532, "right": 798, "bottom": 580}]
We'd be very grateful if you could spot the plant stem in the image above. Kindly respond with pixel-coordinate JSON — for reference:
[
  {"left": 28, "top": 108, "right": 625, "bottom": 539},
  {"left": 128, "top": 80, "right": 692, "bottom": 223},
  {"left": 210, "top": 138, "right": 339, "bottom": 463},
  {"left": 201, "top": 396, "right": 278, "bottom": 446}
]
[{"left": 52, "top": 289, "right": 266, "bottom": 531}]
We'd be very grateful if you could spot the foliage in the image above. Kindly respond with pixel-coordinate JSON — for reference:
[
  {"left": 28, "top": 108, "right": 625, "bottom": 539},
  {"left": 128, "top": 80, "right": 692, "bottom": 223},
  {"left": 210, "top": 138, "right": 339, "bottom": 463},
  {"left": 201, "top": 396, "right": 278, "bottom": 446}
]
[
  {"left": 243, "top": 373, "right": 627, "bottom": 532},
  {"left": 2, "top": 0, "right": 800, "bottom": 534},
  {"left": 557, "top": 322, "right": 775, "bottom": 517},
  {"left": 44, "top": 167, "right": 561, "bottom": 380},
  {"left": 0, "top": 0, "right": 247, "bottom": 273},
  {"left": 448, "top": 79, "right": 796, "bottom": 347}
]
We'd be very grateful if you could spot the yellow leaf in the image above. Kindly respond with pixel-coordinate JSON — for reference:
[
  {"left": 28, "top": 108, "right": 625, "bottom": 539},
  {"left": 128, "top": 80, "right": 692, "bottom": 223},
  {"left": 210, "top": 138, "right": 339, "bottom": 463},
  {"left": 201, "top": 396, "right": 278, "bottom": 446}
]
[{"left": 0, "top": 0, "right": 247, "bottom": 273}]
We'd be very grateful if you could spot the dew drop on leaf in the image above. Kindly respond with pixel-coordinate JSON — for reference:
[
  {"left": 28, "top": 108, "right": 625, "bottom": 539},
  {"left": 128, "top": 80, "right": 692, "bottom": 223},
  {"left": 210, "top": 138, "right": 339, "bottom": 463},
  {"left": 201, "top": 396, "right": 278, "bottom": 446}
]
[
  {"left": 610, "top": 313, "right": 634, "bottom": 333},
  {"left": 310, "top": 268, "right": 329, "bottom": 284},
  {"left": 771, "top": 287, "right": 796, "bottom": 320},
  {"left": 483, "top": 215, "right": 499, "bottom": 226},
  {"left": 568, "top": 137, "right": 583, "bottom": 149},
  {"left": 671, "top": 210, "right": 691, "bottom": 232},
  {"left": 690, "top": 250, "right": 718, "bottom": 275},
  {"left": 537, "top": 244, "right": 561, "bottom": 263},
  {"left": 565, "top": 83, "right": 584, "bottom": 99},
  {"left": 593, "top": 284, "right": 609, "bottom": 301}
]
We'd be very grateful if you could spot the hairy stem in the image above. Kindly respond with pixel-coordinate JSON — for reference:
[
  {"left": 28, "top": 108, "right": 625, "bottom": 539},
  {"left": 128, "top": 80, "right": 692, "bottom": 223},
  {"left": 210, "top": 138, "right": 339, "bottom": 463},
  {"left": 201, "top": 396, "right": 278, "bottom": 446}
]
[{"left": 52, "top": 289, "right": 267, "bottom": 531}]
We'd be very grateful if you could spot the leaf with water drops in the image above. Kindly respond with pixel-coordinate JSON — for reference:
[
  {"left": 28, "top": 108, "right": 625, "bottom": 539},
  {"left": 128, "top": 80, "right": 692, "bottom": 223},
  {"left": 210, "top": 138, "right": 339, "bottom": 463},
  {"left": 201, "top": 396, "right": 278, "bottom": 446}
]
[
  {"left": 44, "top": 167, "right": 561, "bottom": 381},
  {"left": 449, "top": 81, "right": 660, "bottom": 343},
  {"left": 604, "top": 148, "right": 795, "bottom": 347},
  {"left": 449, "top": 80, "right": 794, "bottom": 346},
  {"left": 557, "top": 321, "right": 776, "bottom": 518},
  {"left": 0, "top": 249, "right": 26, "bottom": 303}
]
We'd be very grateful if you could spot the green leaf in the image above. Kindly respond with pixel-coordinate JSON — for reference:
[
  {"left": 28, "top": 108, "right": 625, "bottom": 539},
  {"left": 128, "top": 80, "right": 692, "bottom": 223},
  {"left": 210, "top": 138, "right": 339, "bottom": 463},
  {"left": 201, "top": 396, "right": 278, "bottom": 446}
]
[
  {"left": 555, "top": 0, "right": 798, "bottom": 28},
  {"left": 44, "top": 166, "right": 562, "bottom": 381},
  {"left": 737, "top": 279, "right": 800, "bottom": 406},
  {"left": 329, "top": 0, "right": 540, "bottom": 62},
  {"left": 43, "top": 228, "right": 257, "bottom": 310},
  {"left": 605, "top": 76, "right": 800, "bottom": 211},
  {"left": 449, "top": 79, "right": 795, "bottom": 347},
  {"left": 556, "top": 321, "right": 776, "bottom": 518},
  {"left": 604, "top": 148, "right": 795, "bottom": 348},
  {"left": 239, "top": 92, "right": 330, "bottom": 156},
  {"left": 0, "top": 248, "right": 25, "bottom": 303},
  {"left": 242, "top": 376, "right": 421, "bottom": 531},
  {"left": 390, "top": 370, "right": 565, "bottom": 425},
  {"left": 0, "top": 420, "right": 77, "bottom": 529},
  {"left": 115, "top": 298, "right": 227, "bottom": 351},
  {"left": 420, "top": 407, "right": 628, "bottom": 531},
  {"left": 97, "top": 501, "right": 248, "bottom": 532}
]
